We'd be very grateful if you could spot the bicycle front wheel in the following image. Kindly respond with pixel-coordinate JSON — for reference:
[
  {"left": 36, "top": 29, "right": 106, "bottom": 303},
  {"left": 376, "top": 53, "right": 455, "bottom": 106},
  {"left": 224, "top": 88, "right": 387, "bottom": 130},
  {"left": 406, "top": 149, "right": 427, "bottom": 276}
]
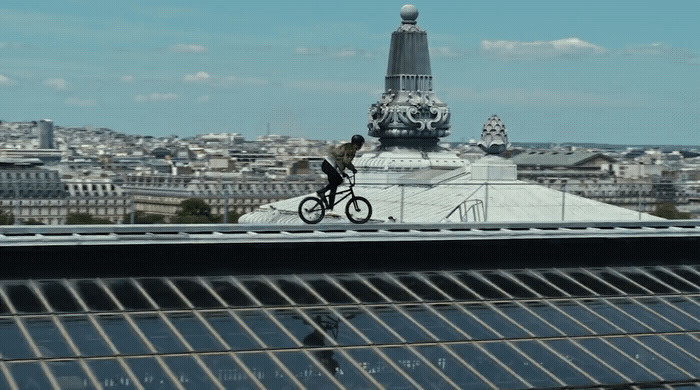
[
  {"left": 345, "top": 196, "right": 372, "bottom": 224},
  {"left": 299, "top": 197, "right": 325, "bottom": 224}
]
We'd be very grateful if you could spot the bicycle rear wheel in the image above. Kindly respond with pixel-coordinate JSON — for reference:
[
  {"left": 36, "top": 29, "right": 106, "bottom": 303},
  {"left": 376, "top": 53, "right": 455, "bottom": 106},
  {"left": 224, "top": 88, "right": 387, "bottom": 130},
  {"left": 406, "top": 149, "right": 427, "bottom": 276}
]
[
  {"left": 299, "top": 197, "right": 325, "bottom": 224},
  {"left": 345, "top": 196, "right": 372, "bottom": 224}
]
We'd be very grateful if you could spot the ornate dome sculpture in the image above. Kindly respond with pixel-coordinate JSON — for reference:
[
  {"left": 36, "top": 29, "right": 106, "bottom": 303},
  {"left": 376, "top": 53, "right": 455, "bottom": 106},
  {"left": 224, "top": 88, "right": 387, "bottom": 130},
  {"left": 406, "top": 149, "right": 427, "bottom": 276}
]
[
  {"left": 367, "top": 4, "right": 450, "bottom": 149},
  {"left": 477, "top": 115, "right": 509, "bottom": 155}
]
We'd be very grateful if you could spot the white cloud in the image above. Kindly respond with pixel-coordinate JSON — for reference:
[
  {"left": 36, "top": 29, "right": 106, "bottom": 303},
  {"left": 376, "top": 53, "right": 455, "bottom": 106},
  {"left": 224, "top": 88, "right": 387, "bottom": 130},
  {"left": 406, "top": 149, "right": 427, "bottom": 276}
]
[
  {"left": 120, "top": 75, "right": 134, "bottom": 83},
  {"left": 65, "top": 97, "right": 97, "bottom": 107},
  {"left": 0, "top": 42, "right": 7, "bottom": 49},
  {"left": 184, "top": 71, "right": 211, "bottom": 82},
  {"left": 295, "top": 47, "right": 313, "bottom": 55},
  {"left": 171, "top": 44, "right": 207, "bottom": 53},
  {"left": 0, "top": 74, "right": 17, "bottom": 86},
  {"left": 219, "top": 75, "right": 269, "bottom": 87},
  {"left": 134, "top": 93, "right": 178, "bottom": 102},
  {"left": 196, "top": 95, "right": 210, "bottom": 103},
  {"left": 624, "top": 43, "right": 699, "bottom": 65},
  {"left": 332, "top": 49, "right": 357, "bottom": 58},
  {"left": 295, "top": 46, "right": 374, "bottom": 59},
  {"left": 44, "top": 78, "right": 67, "bottom": 90},
  {"left": 481, "top": 37, "right": 607, "bottom": 59}
]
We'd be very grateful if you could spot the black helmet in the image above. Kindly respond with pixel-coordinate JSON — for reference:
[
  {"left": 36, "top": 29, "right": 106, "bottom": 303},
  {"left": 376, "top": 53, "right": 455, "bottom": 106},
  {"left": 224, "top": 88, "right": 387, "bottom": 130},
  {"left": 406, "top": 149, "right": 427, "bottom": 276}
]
[{"left": 351, "top": 134, "right": 365, "bottom": 146}]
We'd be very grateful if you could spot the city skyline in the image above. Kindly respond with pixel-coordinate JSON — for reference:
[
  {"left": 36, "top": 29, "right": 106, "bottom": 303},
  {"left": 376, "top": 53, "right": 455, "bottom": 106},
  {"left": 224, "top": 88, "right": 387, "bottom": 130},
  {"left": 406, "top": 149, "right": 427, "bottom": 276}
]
[{"left": 0, "top": 0, "right": 698, "bottom": 144}]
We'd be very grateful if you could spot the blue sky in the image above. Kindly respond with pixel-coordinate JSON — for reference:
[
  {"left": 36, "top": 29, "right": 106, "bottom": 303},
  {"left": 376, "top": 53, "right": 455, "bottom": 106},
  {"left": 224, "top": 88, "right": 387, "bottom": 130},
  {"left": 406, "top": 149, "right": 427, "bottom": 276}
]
[{"left": 0, "top": 1, "right": 698, "bottom": 144}]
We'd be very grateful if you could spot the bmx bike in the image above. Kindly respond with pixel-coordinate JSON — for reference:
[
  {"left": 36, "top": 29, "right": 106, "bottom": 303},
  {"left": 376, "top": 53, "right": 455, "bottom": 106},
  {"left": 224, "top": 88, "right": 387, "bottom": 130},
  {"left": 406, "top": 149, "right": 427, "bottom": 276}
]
[{"left": 298, "top": 173, "right": 372, "bottom": 224}]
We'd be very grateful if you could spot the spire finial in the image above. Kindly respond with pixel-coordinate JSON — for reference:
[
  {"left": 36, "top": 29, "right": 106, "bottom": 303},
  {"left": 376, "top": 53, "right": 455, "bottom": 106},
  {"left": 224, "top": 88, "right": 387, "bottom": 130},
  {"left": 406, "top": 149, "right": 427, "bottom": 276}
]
[{"left": 400, "top": 4, "right": 418, "bottom": 24}]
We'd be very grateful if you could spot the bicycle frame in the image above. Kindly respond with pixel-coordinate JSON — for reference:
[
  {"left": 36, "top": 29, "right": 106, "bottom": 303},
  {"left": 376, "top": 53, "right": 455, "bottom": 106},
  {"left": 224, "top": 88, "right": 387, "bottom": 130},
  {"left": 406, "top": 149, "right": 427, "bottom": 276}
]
[{"left": 327, "top": 174, "right": 357, "bottom": 209}]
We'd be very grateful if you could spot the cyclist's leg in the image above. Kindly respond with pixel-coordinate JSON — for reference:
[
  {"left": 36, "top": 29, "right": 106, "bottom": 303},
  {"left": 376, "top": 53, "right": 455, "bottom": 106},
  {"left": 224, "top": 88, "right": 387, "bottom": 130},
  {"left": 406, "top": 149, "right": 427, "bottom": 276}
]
[{"left": 320, "top": 160, "right": 343, "bottom": 208}]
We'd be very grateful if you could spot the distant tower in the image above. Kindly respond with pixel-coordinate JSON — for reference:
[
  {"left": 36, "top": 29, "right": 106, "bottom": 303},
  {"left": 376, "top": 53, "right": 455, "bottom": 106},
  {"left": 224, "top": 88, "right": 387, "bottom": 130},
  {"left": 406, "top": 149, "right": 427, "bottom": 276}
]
[
  {"left": 39, "top": 119, "right": 54, "bottom": 149},
  {"left": 368, "top": 4, "right": 450, "bottom": 149}
]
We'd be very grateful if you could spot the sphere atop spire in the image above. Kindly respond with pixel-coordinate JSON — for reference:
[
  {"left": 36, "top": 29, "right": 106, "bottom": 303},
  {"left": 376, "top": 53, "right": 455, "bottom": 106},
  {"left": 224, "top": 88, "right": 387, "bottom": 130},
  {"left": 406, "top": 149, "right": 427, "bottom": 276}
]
[{"left": 400, "top": 4, "right": 418, "bottom": 24}]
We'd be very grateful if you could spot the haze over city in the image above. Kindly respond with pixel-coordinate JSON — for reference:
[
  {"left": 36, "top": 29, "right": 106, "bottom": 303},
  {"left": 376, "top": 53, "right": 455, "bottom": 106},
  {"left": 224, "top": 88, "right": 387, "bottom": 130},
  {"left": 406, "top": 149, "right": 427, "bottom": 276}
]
[{"left": 1, "top": 0, "right": 698, "bottom": 144}]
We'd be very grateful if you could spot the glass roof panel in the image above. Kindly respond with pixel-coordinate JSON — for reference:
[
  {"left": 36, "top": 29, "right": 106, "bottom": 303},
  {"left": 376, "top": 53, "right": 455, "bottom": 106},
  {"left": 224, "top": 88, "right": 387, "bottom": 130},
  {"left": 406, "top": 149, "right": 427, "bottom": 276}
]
[
  {"left": 137, "top": 279, "right": 186, "bottom": 309},
  {"left": 172, "top": 279, "right": 222, "bottom": 308},
  {"left": 202, "top": 311, "right": 260, "bottom": 351},
  {"left": 413, "top": 344, "right": 491, "bottom": 389},
  {"left": 609, "top": 297, "right": 679, "bottom": 332},
  {"left": 106, "top": 279, "right": 152, "bottom": 310},
  {"left": 494, "top": 301, "right": 561, "bottom": 337},
  {"left": 126, "top": 357, "right": 177, "bottom": 390},
  {"left": 366, "top": 275, "right": 415, "bottom": 302},
  {"left": 345, "top": 347, "right": 415, "bottom": 389},
  {"left": 163, "top": 356, "right": 218, "bottom": 389},
  {"left": 87, "top": 359, "right": 136, "bottom": 389},
  {"left": 273, "top": 278, "right": 321, "bottom": 305},
  {"left": 552, "top": 299, "right": 619, "bottom": 335},
  {"left": 433, "top": 303, "right": 498, "bottom": 340},
  {"left": 512, "top": 272, "right": 566, "bottom": 297},
  {"left": 199, "top": 354, "right": 256, "bottom": 388},
  {"left": 424, "top": 273, "right": 479, "bottom": 300},
  {"left": 8, "top": 362, "right": 53, "bottom": 389},
  {"left": 335, "top": 277, "right": 387, "bottom": 303},
  {"left": 301, "top": 277, "right": 355, "bottom": 304},
  {"left": 567, "top": 271, "right": 620, "bottom": 295},
  {"left": 663, "top": 334, "right": 700, "bottom": 370},
  {"left": 647, "top": 269, "right": 699, "bottom": 292},
  {"left": 521, "top": 300, "right": 591, "bottom": 336},
  {"left": 96, "top": 314, "right": 150, "bottom": 355},
  {"left": 131, "top": 314, "right": 186, "bottom": 353},
  {"left": 75, "top": 281, "right": 117, "bottom": 311},
  {"left": 482, "top": 273, "right": 537, "bottom": 298},
  {"left": 237, "top": 352, "right": 298, "bottom": 389},
  {"left": 23, "top": 317, "right": 74, "bottom": 358},
  {"left": 577, "top": 337, "right": 658, "bottom": 383},
  {"left": 236, "top": 309, "right": 296, "bottom": 348},
  {"left": 275, "top": 351, "right": 340, "bottom": 389},
  {"left": 396, "top": 274, "right": 447, "bottom": 301},
  {"left": 607, "top": 336, "right": 690, "bottom": 381},
  {"left": 367, "top": 305, "right": 432, "bottom": 343},
  {"left": 676, "top": 297, "right": 700, "bottom": 318},
  {"left": 327, "top": 350, "right": 377, "bottom": 388},
  {"left": 514, "top": 340, "right": 593, "bottom": 387},
  {"left": 620, "top": 270, "right": 675, "bottom": 293},
  {"left": 546, "top": 339, "right": 627, "bottom": 384},
  {"left": 454, "top": 272, "right": 506, "bottom": 299},
  {"left": 540, "top": 272, "right": 593, "bottom": 296},
  {"left": 449, "top": 343, "right": 528, "bottom": 389},
  {"left": 39, "top": 281, "right": 81, "bottom": 312},
  {"left": 672, "top": 269, "right": 700, "bottom": 288},
  {"left": 0, "top": 318, "right": 35, "bottom": 359},
  {"left": 598, "top": 271, "right": 648, "bottom": 294},
  {"left": 61, "top": 316, "right": 112, "bottom": 357},
  {"left": 239, "top": 279, "right": 288, "bottom": 305},
  {"left": 481, "top": 342, "right": 560, "bottom": 388},
  {"left": 0, "top": 368, "right": 9, "bottom": 389},
  {"left": 269, "top": 308, "right": 328, "bottom": 347},
  {"left": 209, "top": 279, "right": 254, "bottom": 307},
  {"left": 404, "top": 304, "right": 464, "bottom": 341},
  {"left": 303, "top": 308, "right": 367, "bottom": 346},
  {"left": 636, "top": 336, "right": 700, "bottom": 378},
  {"left": 6, "top": 284, "right": 46, "bottom": 313},
  {"left": 381, "top": 346, "right": 453, "bottom": 389},
  {"left": 337, "top": 306, "right": 401, "bottom": 345},
  {"left": 48, "top": 360, "right": 96, "bottom": 390},
  {"left": 585, "top": 300, "right": 651, "bottom": 333},
  {"left": 166, "top": 312, "right": 224, "bottom": 352},
  {"left": 637, "top": 297, "right": 700, "bottom": 330},
  {"left": 462, "top": 303, "right": 530, "bottom": 339}
]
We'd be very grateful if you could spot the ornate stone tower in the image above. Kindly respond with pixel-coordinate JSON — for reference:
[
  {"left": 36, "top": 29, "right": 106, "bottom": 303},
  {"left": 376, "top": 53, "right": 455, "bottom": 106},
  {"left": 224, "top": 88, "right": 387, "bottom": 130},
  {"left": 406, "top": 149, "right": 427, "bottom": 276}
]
[{"left": 367, "top": 5, "right": 450, "bottom": 149}]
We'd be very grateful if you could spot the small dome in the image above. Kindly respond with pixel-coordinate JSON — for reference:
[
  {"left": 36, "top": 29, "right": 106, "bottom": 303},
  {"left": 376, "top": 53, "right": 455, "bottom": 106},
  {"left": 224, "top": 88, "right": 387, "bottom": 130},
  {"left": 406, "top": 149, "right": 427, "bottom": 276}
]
[{"left": 400, "top": 4, "right": 419, "bottom": 22}]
